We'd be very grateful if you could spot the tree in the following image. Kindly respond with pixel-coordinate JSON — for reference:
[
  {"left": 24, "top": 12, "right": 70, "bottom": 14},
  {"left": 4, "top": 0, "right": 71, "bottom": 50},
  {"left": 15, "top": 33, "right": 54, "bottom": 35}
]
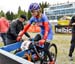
[
  {"left": 18, "top": 6, "right": 22, "bottom": 17},
  {"left": 39, "top": 2, "right": 49, "bottom": 13},
  {"left": 27, "top": 11, "right": 32, "bottom": 20},
  {"left": 6, "top": 11, "right": 11, "bottom": 20},
  {"left": 18, "top": 6, "right": 27, "bottom": 18},
  {"left": 0, "top": 10, "right": 5, "bottom": 17},
  {"left": 10, "top": 12, "right": 14, "bottom": 20},
  {"left": 6, "top": 11, "right": 14, "bottom": 21}
]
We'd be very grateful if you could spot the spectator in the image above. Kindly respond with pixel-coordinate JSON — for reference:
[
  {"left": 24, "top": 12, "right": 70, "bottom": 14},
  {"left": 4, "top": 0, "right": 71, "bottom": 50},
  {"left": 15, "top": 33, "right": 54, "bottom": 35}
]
[
  {"left": 0, "top": 17, "right": 9, "bottom": 45},
  {"left": 6, "top": 15, "right": 31, "bottom": 45},
  {"left": 69, "top": 16, "right": 75, "bottom": 60}
]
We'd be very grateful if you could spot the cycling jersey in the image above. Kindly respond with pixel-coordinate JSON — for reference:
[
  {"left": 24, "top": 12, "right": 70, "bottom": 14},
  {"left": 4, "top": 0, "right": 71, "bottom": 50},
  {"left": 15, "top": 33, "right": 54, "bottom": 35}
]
[{"left": 29, "top": 14, "right": 53, "bottom": 40}]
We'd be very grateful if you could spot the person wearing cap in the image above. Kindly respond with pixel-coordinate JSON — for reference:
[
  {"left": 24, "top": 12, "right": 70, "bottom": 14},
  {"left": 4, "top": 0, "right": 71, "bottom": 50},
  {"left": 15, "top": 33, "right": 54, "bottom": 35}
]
[{"left": 6, "top": 15, "right": 31, "bottom": 45}]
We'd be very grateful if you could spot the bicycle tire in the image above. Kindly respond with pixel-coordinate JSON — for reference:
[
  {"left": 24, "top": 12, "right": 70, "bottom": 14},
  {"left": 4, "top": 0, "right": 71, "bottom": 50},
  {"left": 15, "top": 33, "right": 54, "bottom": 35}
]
[
  {"left": 49, "top": 43, "right": 57, "bottom": 61},
  {"left": 40, "top": 43, "right": 57, "bottom": 64}
]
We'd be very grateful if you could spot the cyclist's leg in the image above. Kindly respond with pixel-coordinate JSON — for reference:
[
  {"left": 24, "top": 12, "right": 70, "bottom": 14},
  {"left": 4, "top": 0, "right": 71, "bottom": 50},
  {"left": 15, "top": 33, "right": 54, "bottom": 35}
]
[
  {"left": 44, "top": 41, "right": 53, "bottom": 61},
  {"left": 44, "top": 41, "right": 55, "bottom": 64},
  {"left": 34, "top": 34, "right": 42, "bottom": 41}
]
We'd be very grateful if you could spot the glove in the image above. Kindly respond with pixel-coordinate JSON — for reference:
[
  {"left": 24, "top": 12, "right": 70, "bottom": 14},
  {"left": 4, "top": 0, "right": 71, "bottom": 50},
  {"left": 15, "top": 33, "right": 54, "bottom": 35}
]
[
  {"left": 39, "top": 39, "right": 45, "bottom": 46},
  {"left": 16, "top": 36, "right": 22, "bottom": 41}
]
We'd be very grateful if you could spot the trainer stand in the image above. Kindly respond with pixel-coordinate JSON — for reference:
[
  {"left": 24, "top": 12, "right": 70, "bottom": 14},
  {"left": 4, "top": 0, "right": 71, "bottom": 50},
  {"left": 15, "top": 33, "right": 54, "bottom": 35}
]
[{"left": 0, "top": 42, "right": 34, "bottom": 64}]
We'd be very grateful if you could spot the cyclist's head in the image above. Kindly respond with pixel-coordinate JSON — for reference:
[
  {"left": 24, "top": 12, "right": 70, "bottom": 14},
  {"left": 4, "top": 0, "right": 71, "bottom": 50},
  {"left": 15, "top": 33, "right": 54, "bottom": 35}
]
[
  {"left": 29, "top": 3, "right": 40, "bottom": 12},
  {"left": 29, "top": 3, "right": 41, "bottom": 17}
]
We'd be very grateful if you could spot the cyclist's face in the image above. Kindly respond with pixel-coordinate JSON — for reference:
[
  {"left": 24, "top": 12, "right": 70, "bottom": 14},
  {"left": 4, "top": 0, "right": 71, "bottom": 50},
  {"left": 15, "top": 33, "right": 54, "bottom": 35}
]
[{"left": 31, "top": 10, "right": 38, "bottom": 17}]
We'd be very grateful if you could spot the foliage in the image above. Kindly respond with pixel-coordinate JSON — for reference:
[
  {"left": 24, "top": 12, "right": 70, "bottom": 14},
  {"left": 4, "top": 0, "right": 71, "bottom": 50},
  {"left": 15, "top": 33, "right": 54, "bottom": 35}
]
[
  {"left": 0, "top": 2, "right": 49, "bottom": 21},
  {"left": 0, "top": 10, "right": 5, "bottom": 17},
  {"left": 39, "top": 2, "right": 49, "bottom": 13},
  {"left": 27, "top": 11, "right": 32, "bottom": 20},
  {"left": 6, "top": 11, "right": 14, "bottom": 21}
]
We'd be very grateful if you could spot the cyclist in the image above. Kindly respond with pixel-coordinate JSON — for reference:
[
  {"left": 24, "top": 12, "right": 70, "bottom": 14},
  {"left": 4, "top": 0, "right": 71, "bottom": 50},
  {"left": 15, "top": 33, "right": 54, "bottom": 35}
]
[{"left": 17, "top": 3, "right": 54, "bottom": 64}]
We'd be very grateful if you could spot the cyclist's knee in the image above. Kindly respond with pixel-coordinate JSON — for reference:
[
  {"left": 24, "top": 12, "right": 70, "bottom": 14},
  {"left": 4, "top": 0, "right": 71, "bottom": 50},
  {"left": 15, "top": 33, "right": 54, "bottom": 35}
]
[
  {"left": 44, "top": 42, "right": 50, "bottom": 50},
  {"left": 34, "top": 34, "right": 42, "bottom": 41}
]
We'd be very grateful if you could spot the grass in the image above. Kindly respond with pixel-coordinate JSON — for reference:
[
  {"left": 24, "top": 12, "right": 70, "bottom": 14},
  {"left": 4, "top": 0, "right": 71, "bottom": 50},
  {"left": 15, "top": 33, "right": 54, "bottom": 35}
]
[
  {"left": 52, "top": 34, "right": 72, "bottom": 64},
  {"left": 0, "top": 42, "right": 4, "bottom": 47},
  {"left": 0, "top": 33, "right": 75, "bottom": 64}
]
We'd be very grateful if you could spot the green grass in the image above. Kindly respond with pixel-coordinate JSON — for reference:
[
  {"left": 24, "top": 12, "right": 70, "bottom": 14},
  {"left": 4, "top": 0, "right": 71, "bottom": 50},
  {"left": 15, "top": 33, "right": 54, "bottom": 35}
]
[
  {"left": 0, "top": 42, "right": 4, "bottom": 47},
  {"left": 0, "top": 33, "right": 75, "bottom": 64},
  {"left": 52, "top": 34, "right": 75, "bottom": 64}
]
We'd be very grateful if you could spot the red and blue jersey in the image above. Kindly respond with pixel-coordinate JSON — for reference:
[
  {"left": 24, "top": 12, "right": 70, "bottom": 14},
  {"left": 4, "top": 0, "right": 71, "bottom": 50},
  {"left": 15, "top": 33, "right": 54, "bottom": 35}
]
[{"left": 29, "top": 14, "right": 53, "bottom": 40}]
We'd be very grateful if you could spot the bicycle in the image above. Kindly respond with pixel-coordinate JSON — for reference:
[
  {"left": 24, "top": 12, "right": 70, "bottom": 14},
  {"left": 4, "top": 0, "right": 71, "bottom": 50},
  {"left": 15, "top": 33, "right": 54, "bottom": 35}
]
[{"left": 15, "top": 38, "right": 57, "bottom": 64}]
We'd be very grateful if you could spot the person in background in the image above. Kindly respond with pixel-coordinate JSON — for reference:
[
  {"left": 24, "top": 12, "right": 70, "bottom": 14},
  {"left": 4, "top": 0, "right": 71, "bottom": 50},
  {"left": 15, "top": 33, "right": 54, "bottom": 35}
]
[
  {"left": 69, "top": 16, "right": 75, "bottom": 60},
  {"left": 6, "top": 15, "right": 31, "bottom": 45},
  {"left": 17, "top": 3, "right": 54, "bottom": 64},
  {"left": 0, "top": 17, "right": 9, "bottom": 45}
]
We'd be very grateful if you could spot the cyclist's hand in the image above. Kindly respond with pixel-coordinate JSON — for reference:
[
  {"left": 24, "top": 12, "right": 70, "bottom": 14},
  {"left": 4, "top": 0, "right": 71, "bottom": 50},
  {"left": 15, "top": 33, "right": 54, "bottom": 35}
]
[
  {"left": 17, "top": 31, "right": 23, "bottom": 41},
  {"left": 39, "top": 39, "right": 45, "bottom": 46},
  {"left": 18, "top": 31, "right": 23, "bottom": 36},
  {"left": 16, "top": 36, "right": 22, "bottom": 41}
]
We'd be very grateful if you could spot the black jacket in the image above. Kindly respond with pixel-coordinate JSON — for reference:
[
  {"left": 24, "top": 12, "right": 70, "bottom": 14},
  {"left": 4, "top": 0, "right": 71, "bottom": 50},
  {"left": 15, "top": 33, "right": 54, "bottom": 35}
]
[
  {"left": 69, "top": 18, "right": 75, "bottom": 33},
  {"left": 7, "top": 20, "right": 30, "bottom": 40}
]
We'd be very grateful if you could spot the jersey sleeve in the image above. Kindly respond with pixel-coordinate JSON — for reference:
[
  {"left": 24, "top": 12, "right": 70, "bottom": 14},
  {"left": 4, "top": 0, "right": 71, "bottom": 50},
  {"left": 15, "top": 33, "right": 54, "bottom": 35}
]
[
  {"left": 42, "top": 14, "right": 50, "bottom": 40},
  {"left": 42, "top": 14, "right": 48, "bottom": 22},
  {"left": 29, "top": 17, "right": 34, "bottom": 24}
]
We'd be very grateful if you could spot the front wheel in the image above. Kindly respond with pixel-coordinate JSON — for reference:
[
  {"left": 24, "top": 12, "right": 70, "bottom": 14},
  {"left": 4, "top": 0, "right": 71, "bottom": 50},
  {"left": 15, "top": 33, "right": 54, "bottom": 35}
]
[
  {"left": 41, "top": 43, "right": 57, "bottom": 64},
  {"left": 49, "top": 43, "right": 57, "bottom": 62}
]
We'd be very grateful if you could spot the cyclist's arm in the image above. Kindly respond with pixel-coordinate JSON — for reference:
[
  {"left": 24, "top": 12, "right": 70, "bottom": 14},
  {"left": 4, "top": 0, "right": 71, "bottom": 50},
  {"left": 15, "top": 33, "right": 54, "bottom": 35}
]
[
  {"left": 43, "top": 22, "right": 49, "bottom": 40},
  {"left": 18, "top": 17, "right": 34, "bottom": 37},
  {"left": 42, "top": 14, "right": 49, "bottom": 40},
  {"left": 18, "top": 23, "right": 31, "bottom": 37}
]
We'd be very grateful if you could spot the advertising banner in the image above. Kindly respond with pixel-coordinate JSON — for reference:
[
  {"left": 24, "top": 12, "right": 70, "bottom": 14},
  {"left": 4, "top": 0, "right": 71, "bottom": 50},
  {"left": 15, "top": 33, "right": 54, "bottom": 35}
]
[{"left": 55, "top": 25, "right": 72, "bottom": 34}]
